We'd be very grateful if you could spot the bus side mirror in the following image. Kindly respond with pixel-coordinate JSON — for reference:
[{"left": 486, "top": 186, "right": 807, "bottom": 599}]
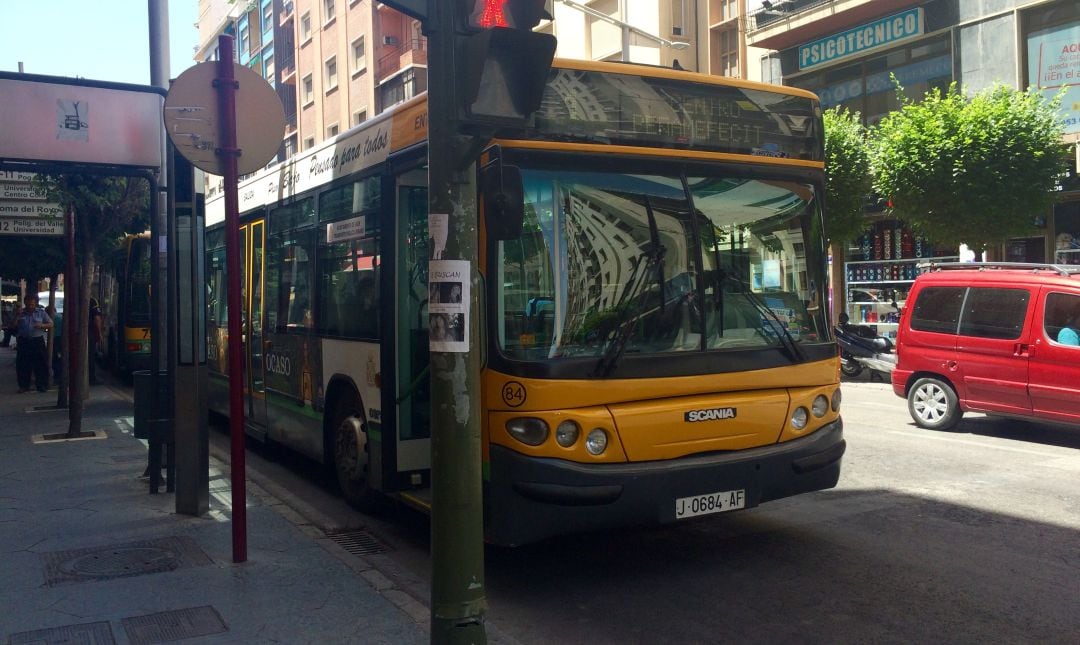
[{"left": 481, "top": 162, "right": 524, "bottom": 241}]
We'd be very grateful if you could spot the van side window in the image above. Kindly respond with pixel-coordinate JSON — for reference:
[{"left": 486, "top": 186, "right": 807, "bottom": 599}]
[
  {"left": 1044, "top": 292, "right": 1080, "bottom": 347},
  {"left": 910, "top": 287, "right": 965, "bottom": 334},
  {"left": 958, "top": 288, "right": 1030, "bottom": 340}
]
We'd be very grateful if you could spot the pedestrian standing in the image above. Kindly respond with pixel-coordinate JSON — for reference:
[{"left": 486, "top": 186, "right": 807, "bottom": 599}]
[
  {"left": 15, "top": 294, "right": 52, "bottom": 392},
  {"left": 2, "top": 301, "right": 19, "bottom": 348},
  {"left": 88, "top": 298, "right": 103, "bottom": 385}
]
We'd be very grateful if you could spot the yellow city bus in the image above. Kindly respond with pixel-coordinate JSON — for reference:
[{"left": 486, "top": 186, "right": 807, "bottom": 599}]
[
  {"left": 97, "top": 232, "right": 152, "bottom": 376},
  {"left": 204, "top": 59, "right": 845, "bottom": 546}
]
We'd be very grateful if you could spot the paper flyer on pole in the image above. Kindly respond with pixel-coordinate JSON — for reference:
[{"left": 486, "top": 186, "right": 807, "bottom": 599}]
[{"left": 429, "top": 259, "right": 469, "bottom": 352}]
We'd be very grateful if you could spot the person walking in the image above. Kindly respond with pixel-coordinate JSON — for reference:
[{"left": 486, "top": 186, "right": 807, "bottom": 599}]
[{"left": 15, "top": 294, "right": 52, "bottom": 392}]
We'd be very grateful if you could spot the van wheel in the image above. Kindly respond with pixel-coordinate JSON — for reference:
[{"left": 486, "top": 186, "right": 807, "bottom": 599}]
[
  {"left": 907, "top": 377, "right": 962, "bottom": 430},
  {"left": 330, "top": 394, "right": 382, "bottom": 513}
]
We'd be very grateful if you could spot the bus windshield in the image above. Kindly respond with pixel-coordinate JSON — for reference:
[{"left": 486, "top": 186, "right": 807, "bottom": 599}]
[
  {"left": 496, "top": 166, "right": 828, "bottom": 363},
  {"left": 126, "top": 236, "right": 152, "bottom": 325}
]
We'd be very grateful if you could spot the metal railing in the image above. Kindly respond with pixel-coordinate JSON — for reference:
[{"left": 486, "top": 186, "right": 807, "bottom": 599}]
[
  {"left": 920, "top": 262, "right": 1080, "bottom": 276},
  {"left": 376, "top": 38, "right": 427, "bottom": 80},
  {"left": 749, "top": 0, "right": 835, "bottom": 31}
]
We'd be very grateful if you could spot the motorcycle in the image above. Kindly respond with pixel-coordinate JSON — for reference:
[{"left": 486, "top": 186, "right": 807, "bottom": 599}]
[{"left": 835, "top": 322, "right": 896, "bottom": 379}]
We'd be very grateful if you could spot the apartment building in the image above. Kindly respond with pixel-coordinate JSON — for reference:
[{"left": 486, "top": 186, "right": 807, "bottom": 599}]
[
  {"left": 196, "top": 0, "right": 426, "bottom": 160},
  {"left": 195, "top": 1, "right": 785, "bottom": 161}
]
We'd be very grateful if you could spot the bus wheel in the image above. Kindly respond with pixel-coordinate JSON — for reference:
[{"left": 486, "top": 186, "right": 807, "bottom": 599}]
[
  {"left": 330, "top": 395, "right": 381, "bottom": 513},
  {"left": 907, "top": 377, "right": 961, "bottom": 431}
]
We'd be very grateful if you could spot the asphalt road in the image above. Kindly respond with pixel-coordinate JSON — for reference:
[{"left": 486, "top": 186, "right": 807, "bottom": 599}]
[{"left": 203, "top": 375, "right": 1080, "bottom": 644}]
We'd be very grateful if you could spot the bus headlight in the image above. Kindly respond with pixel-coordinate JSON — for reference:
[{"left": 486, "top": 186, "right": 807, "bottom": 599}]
[
  {"left": 831, "top": 388, "right": 842, "bottom": 412},
  {"left": 506, "top": 417, "right": 549, "bottom": 446},
  {"left": 812, "top": 395, "right": 829, "bottom": 418},
  {"left": 791, "top": 407, "right": 809, "bottom": 430},
  {"left": 585, "top": 428, "right": 608, "bottom": 455},
  {"left": 555, "top": 420, "right": 580, "bottom": 447}
]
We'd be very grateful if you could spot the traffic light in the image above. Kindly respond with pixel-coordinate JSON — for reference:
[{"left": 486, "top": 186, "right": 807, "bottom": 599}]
[
  {"left": 467, "top": 0, "right": 552, "bottom": 30},
  {"left": 458, "top": 0, "right": 557, "bottom": 127}
]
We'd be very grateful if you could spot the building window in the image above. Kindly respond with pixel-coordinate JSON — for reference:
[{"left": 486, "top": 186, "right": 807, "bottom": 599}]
[
  {"left": 717, "top": 25, "right": 738, "bottom": 77},
  {"left": 671, "top": 0, "right": 685, "bottom": 36},
  {"left": 304, "top": 136, "right": 315, "bottom": 150},
  {"left": 323, "top": 0, "right": 335, "bottom": 24},
  {"left": 325, "top": 56, "right": 338, "bottom": 91},
  {"left": 300, "top": 12, "right": 311, "bottom": 42},
  {"left": 351, "top": 36, "right": 366, "bottom": 74},
  {"left": 352, "top": 109, "right": 367, "bottom": 126},
  {"left": 262, "top": 1, "right": 273, "bottom": 33},
  {"left": 264, "top": 56, "right": 275, "bottom": 82},
  {"left": 239, "top": 24, "right": 250, "bottom": 55},
  {"left": 327, "top": 123, "right": 339, "bottom": 138},
  {"left": 302, "top": 74, "right": 314, "bottom": 104}
]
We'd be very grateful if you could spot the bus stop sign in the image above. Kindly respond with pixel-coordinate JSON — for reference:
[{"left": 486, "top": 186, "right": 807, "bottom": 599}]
[{"left": 163, "top": 62, "right": 284, "bottom": 176}]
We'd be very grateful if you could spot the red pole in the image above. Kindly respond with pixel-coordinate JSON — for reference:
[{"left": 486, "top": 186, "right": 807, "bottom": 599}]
[
  {"left": 217, "top": 34, "right": 247, "bottom": 563},
  {"left": 65, "top": 205, "right": 77, "bottom": 410}
]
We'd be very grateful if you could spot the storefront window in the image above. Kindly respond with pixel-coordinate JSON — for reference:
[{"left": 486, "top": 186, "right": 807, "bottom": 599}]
[
  {"left": 1024, "top": 3, "right": 1080, "bottom": 135},
  {"left": 790, "top": 34, "right": 952, "bottom": 127}
]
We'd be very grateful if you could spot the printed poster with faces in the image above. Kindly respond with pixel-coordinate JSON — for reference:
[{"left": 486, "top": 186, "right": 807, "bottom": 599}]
[{"left": 428, "top": 259, "right": 469, "bottom": 353}]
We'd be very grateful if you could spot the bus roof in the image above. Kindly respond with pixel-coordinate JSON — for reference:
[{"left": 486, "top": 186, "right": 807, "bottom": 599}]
[{"left": 206, "top": 60, "right": 821, "bottom": 226}]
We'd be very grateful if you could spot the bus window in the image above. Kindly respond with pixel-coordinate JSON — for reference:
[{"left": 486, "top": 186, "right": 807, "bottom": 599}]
[
  {"left": 126, "top": 236, "right": 152, "bottom": 326},
  {"left": 268, "top": 229, "right": 315, "bottom": 331},
  {"left": 318, "top": 235, "right": 379, "bottom": 339}
]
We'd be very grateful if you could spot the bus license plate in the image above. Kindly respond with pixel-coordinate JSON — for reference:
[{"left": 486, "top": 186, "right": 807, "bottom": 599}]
[{"left": 675, "top": 489, "right": 746, "bottom": 519}]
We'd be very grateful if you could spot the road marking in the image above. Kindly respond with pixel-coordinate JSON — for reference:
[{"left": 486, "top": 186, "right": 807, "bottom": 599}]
[{"left": 888, "top": 430, "right": 1065, "bottom": 458}]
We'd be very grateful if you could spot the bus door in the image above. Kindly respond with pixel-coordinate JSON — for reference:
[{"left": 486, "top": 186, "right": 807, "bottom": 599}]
[
  {"left": 241, "top": 220, "right": 268, "bottom": 432},
  {"left": 393, "top": 169, "right": 431, "bottom": 479}
]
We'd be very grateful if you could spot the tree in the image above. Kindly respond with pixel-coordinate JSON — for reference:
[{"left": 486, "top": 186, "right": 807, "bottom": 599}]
[
  {"left": 823, "top": 107, "right": 874, "bottom": 323},
  {"left": 33, "top": 174, "right": 150, "bottom": 436},
  {"left": 0, "top": 236, "right": 65, "bottom": 286},
  {"left": 873, "top": 82, "right": 1069, "bottom": 250}
]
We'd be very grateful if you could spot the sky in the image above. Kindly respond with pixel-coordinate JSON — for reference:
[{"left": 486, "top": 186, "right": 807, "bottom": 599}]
[{"left": 0, "top": 0, "right": 200, "bottom": 85}]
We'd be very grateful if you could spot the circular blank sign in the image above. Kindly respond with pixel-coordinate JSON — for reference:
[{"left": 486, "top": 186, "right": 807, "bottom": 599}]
[{"left": 164, "top": 61, "right": 285, "bottom": 176}]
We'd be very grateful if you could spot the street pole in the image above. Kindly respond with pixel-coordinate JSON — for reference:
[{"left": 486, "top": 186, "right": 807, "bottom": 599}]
[
  {"left": 148, "top": 0, "right": 174, "bottom": 492},
  {"left": 216, "top": 34, "right": 248, "bottom": 564},
  {"left": 426, "top": 2, "right": 486, "bottom": 642}
]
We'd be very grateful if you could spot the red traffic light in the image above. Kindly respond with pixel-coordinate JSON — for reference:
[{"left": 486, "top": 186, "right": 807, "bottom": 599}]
[{"left": 468, "top": 0, "right": 552, "bottom": 30}]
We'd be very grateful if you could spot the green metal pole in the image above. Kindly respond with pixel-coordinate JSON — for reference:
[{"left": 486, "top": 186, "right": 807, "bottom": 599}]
[{"left": 426, "top": 1, "right": 487, "bottom": 643}]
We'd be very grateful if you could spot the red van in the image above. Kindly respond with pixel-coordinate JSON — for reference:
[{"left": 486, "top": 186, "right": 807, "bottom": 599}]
[{"left": 891, "top": 263, "right": 1080, "bottom": 430}]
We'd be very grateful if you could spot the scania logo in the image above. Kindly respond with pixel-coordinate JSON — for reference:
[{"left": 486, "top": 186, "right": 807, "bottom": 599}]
[{"left": 685, "top": 407, "right": 737, "bottom": 422}]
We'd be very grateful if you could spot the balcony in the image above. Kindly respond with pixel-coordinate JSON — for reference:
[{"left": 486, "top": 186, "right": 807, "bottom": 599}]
[
  {"left": 376, "top": 38, "right": 427, "bottom": 82},
  {"left": 746, "top": 0, "right": 922, "bottom": 52},
  {"left": 749, "top": 0, "right": 833, "bottom": 31}
]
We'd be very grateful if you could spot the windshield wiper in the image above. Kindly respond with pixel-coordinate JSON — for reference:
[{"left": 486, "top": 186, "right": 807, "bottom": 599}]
[
  {"left": 593, "top": 197, "right": 669, "bottom": 377},
  {"left": 717, "top": 269, "right": 805, "bottom": 362}
]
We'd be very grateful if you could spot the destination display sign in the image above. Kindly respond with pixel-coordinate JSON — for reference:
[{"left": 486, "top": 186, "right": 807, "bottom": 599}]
[
  {"left": 524, "top": 69, "right": 822, "bottom": 162},
  {"left": 0, "top": 180, "right": 47, "bottom": 201},
  {"left": 0, "top": 172, "right": 62, "bottom": 222},
  {"left": 0, "top": 216, "right": 64, "bottom": 236}
]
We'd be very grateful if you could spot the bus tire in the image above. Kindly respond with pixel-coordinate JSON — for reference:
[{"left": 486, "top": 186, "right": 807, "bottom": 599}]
[
  {"left": 329, "top": 394, "right": 382, "bottom": 513},
  {"left": 907, "top": 376, "right": 962, "bottom": 431}
]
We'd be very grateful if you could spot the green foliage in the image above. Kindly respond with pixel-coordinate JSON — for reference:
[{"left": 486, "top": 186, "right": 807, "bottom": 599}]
[
  {"left": 873, "top": 82, "right": 1068, "bottom": 249},
  {"left": 0, "top": 235, "right": 65, "bottom": 283},
  {"left": 823, "top": 107, "right": 873, "bottom": 244},
  {"left": 32, "top": 174, "right": 150, "bottom": 259}
]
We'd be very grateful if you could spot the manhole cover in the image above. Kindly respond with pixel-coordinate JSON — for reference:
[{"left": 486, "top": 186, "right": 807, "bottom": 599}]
[
  {"left": 8, "top": 620, "right": 116, "bottom": 644},
  {"left": 326, "top": 528, "right": 391, "bottom": 556},
  {"left": 122, "top": 606, "right": 227, "bottom": 644},
  {"left": 42, "top": 536, "right": 212, "bottom": 586}
]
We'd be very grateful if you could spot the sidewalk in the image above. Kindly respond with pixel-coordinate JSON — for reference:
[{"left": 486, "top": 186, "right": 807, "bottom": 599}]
[{"left": 0, "top": 346, "right": 427, "bottom": 644}]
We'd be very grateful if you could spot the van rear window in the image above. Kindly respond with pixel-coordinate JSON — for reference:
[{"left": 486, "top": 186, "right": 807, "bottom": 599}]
[
  {"left": 910, "top": 287, "right": 965, "bottom": 334},
  {"left": 958, "top": 288, "right": 1030, "bottom": 340}
]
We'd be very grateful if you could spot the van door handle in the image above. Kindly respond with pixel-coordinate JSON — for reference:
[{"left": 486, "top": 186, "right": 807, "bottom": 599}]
[{"left": 1013, "top": 343, "right": 1030, "bottom": 357}]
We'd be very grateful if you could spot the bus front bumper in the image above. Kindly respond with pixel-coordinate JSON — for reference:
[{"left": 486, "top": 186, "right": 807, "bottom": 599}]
[{"left": 486, "top": 418, "right": 845, "bottom": 546}]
